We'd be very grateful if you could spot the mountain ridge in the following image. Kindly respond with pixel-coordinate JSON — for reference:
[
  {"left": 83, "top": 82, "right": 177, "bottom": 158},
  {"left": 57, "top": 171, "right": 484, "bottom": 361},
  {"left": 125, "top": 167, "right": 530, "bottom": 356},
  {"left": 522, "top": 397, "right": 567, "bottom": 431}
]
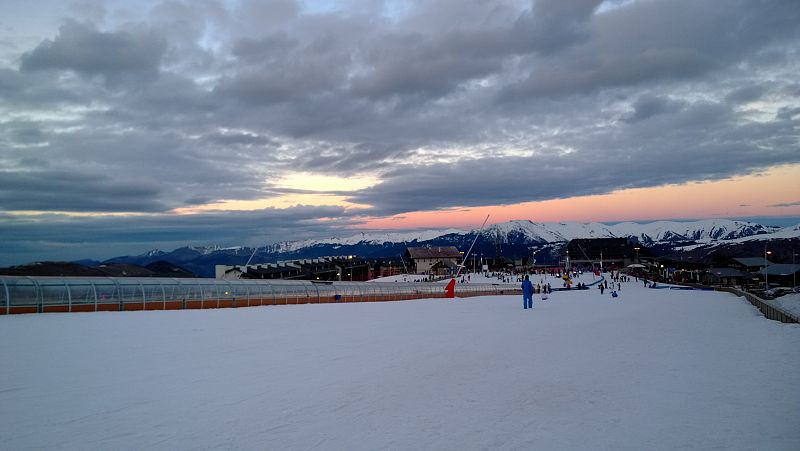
[{"left": 91, "top": 219, "right": 798, "bottom": 277}]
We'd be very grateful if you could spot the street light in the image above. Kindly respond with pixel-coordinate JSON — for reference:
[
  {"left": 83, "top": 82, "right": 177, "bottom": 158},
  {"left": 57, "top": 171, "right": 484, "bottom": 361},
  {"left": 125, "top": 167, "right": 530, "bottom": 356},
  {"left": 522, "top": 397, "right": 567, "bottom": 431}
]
[
  {"left": 764, "top": 242, "right": 772, "bottom": 289},
  {"left": 634, "top": 246, "right": 640, "bottom": 264}
]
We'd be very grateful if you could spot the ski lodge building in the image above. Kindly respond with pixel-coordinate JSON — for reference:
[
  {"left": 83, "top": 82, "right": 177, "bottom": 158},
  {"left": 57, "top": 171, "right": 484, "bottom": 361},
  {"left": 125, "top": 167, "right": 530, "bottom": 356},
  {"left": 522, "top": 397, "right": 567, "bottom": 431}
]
[{"left": 404, "top": 246, "right": 462, "bottom": 275}]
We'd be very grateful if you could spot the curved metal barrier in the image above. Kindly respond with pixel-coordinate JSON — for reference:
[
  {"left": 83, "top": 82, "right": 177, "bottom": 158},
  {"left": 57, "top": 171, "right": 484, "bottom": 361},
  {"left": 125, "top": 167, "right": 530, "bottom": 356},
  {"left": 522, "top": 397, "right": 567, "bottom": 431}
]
[{"left": 0, "top": 276, "right": 521, "bottom": 315}]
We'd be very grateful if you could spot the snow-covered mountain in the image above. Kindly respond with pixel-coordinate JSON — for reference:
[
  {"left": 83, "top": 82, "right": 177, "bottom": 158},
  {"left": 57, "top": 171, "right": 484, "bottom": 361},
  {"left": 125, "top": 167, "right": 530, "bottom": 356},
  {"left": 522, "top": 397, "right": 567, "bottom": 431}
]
[
  {"left": 272, "top": 228, "right": 468, "bottom": 253},
  {"left": 241, "top": 219, "right": 792, "bottom": 261},
  {"left": 606, "top": 219, "right": 780, "bottom": 245},
  {"left": 95, "top": 219, "right": 798, "bottom": 277},
  {"left": 482, "top": 220, "right": 619, "bottom": 243},
  {"left": 277, "top": 219, "right": 782, "bottom": 251}
]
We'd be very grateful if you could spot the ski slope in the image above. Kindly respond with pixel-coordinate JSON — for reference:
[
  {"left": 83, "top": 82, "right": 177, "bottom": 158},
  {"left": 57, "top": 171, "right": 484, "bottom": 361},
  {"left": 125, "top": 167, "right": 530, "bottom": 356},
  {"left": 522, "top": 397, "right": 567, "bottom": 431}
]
[{"left": 1, "top": 276, "right": 798, "bottom": 450}]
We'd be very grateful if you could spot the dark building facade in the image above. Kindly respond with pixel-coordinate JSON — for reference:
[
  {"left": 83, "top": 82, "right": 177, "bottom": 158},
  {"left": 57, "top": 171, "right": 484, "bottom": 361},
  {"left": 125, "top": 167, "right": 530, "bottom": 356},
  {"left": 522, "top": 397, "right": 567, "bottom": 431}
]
[
  {"left": 216, "top": 256, "right": 372, "bottom": 281},
  {"left": 561, "top": 238, "right": 651, "bottom": 270}
]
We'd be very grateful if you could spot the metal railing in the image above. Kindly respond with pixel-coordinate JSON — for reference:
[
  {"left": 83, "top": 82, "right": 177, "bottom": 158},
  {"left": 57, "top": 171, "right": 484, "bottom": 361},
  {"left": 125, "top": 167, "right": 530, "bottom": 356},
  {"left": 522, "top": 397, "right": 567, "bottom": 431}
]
[{"left": 0, "top": 276, "right": 521, "bottom": 315}]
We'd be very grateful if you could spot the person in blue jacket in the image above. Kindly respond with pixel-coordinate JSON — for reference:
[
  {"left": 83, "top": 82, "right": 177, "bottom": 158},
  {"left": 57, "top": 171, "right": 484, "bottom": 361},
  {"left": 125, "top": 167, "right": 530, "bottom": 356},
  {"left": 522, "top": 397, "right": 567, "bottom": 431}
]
[{"left": 522, "top": 275, "right": 534, "bottom": 309}]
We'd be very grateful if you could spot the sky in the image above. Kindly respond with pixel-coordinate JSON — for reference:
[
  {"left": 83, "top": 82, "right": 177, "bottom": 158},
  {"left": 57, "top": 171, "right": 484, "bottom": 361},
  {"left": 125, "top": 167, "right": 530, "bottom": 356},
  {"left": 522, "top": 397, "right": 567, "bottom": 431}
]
[{"left": 1, "top": 0, "right": 799, "bottom": 265}]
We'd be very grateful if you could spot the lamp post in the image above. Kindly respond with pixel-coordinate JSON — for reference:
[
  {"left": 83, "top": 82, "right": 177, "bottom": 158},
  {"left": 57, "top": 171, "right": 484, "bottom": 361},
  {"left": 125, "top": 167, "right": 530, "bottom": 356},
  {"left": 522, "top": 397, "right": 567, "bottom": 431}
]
[
  {"left": 634, "top": 246, "right": 640, "bottom": 264},
  {"left": 793, "top": 251, "right": 797, "bottom": 289},
  {"left": 764, "top": 242, "right": 771, "bottom": 289},
  {"left": 600, "top": 250, "right": 603, "bottom": 274}
]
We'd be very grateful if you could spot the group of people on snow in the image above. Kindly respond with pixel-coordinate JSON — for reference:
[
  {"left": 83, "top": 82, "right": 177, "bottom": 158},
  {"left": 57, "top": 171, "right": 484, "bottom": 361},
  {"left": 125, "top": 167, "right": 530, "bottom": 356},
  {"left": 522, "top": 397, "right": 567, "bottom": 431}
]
[{"left": 523, "top": 271, "right": 637, "bottom": 309}]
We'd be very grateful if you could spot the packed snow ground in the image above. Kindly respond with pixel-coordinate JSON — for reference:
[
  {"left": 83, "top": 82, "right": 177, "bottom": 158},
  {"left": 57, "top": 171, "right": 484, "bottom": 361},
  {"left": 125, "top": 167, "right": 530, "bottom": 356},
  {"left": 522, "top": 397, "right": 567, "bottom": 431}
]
[{"left": 1, "top": 276, "right": 799, "bottom": 450}]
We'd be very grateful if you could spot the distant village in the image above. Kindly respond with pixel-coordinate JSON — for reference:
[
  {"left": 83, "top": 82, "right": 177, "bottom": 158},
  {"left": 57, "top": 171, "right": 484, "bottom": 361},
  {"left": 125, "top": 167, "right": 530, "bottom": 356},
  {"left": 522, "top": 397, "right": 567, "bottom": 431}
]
[{"left": 213, "top": 237, "right": 798, "bottom": 296}]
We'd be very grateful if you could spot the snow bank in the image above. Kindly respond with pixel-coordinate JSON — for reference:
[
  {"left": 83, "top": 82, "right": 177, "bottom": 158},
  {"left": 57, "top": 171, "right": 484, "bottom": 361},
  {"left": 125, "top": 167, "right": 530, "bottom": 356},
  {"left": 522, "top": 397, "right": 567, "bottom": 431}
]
[
  {"left": 1, "top": 281, "right": 798, "bottom": 450},
  {"left": 773, "top": 293, "right": 800, "bottom": 319}
]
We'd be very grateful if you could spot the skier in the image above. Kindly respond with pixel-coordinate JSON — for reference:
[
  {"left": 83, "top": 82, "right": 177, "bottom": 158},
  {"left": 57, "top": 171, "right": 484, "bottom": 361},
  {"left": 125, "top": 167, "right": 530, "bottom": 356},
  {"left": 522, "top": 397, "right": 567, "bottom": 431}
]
[
  {"left": 599, "top": 284, "right": 605, "bottom": 295},
  {"left": 521, "top": 275, "right": 534, "bottom": 309}
]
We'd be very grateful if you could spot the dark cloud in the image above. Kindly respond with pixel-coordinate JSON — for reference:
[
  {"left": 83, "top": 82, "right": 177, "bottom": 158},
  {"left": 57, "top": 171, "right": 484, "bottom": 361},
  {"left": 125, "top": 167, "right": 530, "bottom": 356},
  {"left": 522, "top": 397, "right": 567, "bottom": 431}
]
[
  {"left": 20, "top": 20, "right": 166, "bottom": 82},
  {"left": 514, "top": 0, "right": 603, "bottom": 54},
  {"left": 6, "top": 121, "right": 47, "bottom": 145},
  {"left": 770, "top": 201, "right": 800, "bottom": 208},
  {"left": 725, "top": 85, "right": 767, "bottom": 104},
  {"left": 0, "top": 170, "right": 166, "bottom": 212},
  {"left": 776, "top": 106, "right": 800, "bottom": 121},
  {"left": 502, "top": 0, "right": 800, "bottom": 100},
  {"left": 0, "top": 205, "right": 359, "bottom": 265},
  {"left": 625, "top": 94, "right": 684, "bottom": 122}
]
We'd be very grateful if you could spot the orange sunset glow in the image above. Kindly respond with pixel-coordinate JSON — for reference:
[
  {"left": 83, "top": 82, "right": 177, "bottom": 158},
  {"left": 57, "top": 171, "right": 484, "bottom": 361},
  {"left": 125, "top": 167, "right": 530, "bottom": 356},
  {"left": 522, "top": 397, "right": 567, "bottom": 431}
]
[{"left": 361, "top": 164, "right": 800, "bottom": 229}]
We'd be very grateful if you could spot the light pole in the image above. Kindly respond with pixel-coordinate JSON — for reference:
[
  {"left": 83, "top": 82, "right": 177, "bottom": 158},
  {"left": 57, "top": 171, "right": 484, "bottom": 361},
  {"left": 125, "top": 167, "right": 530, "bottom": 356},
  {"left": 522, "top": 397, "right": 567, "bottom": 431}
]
[
  {"left": 793, "top": 251, "right": 797, "bottom": 289},
  {"left": 764, "top": 242, "right": 771, "bottom": 289},
  {"left": 600, "top": 250, "right": 603, "bottom": 274},
  {"left": 634, "top": 246, "right": 640, "bottom": 264}
]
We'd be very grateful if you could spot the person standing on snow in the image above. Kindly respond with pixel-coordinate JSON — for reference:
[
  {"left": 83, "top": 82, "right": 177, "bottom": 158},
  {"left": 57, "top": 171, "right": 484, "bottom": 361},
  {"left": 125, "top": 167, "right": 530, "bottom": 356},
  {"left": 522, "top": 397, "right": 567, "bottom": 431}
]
[{"left": 522, "top": 275, "right": 534, "bottom": 309}]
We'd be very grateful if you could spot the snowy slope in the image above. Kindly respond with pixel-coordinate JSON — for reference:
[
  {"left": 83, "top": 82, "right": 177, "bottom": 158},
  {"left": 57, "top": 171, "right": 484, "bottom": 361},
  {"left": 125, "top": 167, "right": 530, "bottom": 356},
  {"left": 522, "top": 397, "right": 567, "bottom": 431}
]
[
  {"left": 732, "top": 222, "right": 800, "bottom": 241},
  {"left": 1, "top": 279, "right": 798, "bottom": 450}
]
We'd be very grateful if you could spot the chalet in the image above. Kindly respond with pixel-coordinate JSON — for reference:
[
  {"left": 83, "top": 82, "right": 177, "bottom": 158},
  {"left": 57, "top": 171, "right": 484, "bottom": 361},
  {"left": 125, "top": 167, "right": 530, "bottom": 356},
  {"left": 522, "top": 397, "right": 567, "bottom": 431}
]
[
  {"left": 725, "top": 257, "right": 773, "bottom": 273},
  {"left": 404, "top": 246, "right": 462, "bottom": 275},
  {"left": 758, "top": 264, "right": 800, "bottom": 287},
  {"left": 702, "top": 267, "right": 759, "bottom": 287}
]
